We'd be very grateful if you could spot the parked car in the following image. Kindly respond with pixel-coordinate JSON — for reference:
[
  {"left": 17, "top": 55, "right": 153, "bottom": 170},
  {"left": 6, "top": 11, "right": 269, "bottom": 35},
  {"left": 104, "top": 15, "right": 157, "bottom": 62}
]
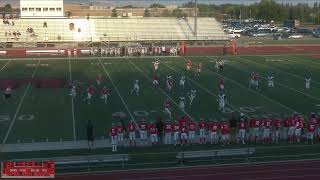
[
  {"left": 251, "top": 29, "right": 272, "bottom": 37},
  {"left": 227, "top": 27, "right": 244, "bottom": 33},
  {"left": 227, "top": 32, "right": 241, "bottom": 39},
  {"left": 288, "top": 34, "right": 303, "bottom": 39},
  {"left": 296, "top": 28, "right": 313, "bottom": 35}
]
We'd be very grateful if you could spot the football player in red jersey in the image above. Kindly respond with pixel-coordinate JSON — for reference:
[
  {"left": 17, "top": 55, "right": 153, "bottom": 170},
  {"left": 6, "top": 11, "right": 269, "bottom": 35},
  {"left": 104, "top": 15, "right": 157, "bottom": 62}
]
[
  {"left": 273, "top": 117, "right": 281, "bottom": 144},
  {"left": 153, "top": 74, "right": 159, "bottom": 87},
  {"left": 180, "top": 124, "right": 188, "bottom": 146},
  {"left": 219, "top": 79, "right": 225, "bottom": 91},
  {"left": 139, "top": 119, "right": 148, "bottom": 145},
  {"left": 186, "top": 59, "right": 192, "bottom": 71},
  {"left": 164, "top": 99, "right": 172, "bottom": 119},
  {"left": 195, "top": 63, "right": 202, "bottom": 77},
  {"left": 109, "top": 124, "right": 118, "bottom": 152},
  {"left": 188, "top": 120, "right": 197, "bottom": 144},
  {"left": 220, "top": 119, "right": 230, "bottom": 146},
  {"left": 263, "top": 116, "right": 273, "bottom": 143},
  {"left": 96, "top": 74, "right": 102, "bottom": 86},
  {"left": 294, "top": 115, "right": 304, "bottom": 143},
  {"left": 316, "top": 113, "right": 320, "bottom": 140},
  {"left": 127, "top": 120, "right": 136, "bottom": 147},
  {"left": 166, "top": 76, "right": 174, "bottom": 93},
  {"left": 307, "top": 119, "right": 316, "bottom": 144},
  {"left": 116, "top": 122, "right": 124, "bottom": 146},
  {"left": 85, "top": 85, "right": 95, "bottom": 104},
  {"left": 238, "top": 118, "right": 247, "bottom": 145},
  {"left": 164, "top": 120, "right": 173, "bottom": 144},
  {"left": 173, "top": 120, "right": 180, "bottom": 146},
  {"left": 209, "top": 119, "right": 219, "bottom": 144},
  {"left": 100, "top": 86, "right": 110, "bottom": 104},
  {"left": 148, "top": 122, "right": 159, "bottom": 145},
  {"left": 198, "top": 119, "right": 207, "bottom": 144}
]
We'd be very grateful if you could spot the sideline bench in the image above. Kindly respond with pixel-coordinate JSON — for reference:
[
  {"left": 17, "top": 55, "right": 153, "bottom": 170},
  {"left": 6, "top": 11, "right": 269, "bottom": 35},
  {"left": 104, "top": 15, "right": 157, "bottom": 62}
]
[{"left": 176, "top": 148, "right": 255, "bottom": 164}]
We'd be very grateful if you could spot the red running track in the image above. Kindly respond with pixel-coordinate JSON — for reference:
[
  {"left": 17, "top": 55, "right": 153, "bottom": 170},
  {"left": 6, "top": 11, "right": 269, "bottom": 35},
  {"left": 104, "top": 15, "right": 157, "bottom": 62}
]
[{"left": 56, "top": 160, "right": 320, "bottom": 180}]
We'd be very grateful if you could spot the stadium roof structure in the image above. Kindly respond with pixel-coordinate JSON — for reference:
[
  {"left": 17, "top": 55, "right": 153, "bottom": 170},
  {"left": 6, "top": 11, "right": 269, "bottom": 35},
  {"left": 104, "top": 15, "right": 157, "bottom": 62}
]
[{"left": 0, "top": 17, "right": 227, "bottom": 43}]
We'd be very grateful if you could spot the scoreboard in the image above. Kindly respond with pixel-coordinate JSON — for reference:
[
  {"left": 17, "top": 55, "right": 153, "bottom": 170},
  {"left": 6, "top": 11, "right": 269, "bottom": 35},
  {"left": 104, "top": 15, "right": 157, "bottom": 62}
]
[{"left": 1, "top": 161, "right": 55, "bottom": 178}]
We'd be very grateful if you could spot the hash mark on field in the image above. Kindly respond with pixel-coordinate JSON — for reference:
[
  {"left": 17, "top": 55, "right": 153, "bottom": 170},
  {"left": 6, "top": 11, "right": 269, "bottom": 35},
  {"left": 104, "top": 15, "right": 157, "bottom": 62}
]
[
  {"left": 230, "top": 56, "right": 320, "bottom": 102},
  {"left": 97, "top": 58, "right": 138, "bottom": 128},
  {"left": 164, "top": 57, "right": 243, "bottom": 116},
  {"left": 2, "top": 60, "right": 41, "bottom": 146},
  {"left": 127, "top": 58, "right": 192, "bottom": 119},
  {"left": 68, "top": 58, "right": 76, "bottom": 141}
]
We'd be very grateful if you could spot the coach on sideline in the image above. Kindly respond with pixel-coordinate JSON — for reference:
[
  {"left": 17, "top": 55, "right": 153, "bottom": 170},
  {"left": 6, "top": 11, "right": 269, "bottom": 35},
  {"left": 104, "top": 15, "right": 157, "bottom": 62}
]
[{"left": 87, "top": 120, "right": 94, "bottom": 150}]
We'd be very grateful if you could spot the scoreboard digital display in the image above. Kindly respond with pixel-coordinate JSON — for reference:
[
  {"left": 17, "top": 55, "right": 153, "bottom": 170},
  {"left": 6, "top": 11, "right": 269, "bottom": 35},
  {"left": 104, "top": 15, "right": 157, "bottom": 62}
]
[{"left": 1, "top": 161, "right": 55, "bottom": 178}]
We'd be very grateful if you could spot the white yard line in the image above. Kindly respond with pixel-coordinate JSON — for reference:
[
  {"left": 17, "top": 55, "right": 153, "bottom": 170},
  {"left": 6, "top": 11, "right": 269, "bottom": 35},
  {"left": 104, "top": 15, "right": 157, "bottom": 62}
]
[
  {"left": 1, "top": 59, "right": 41, "bottom": 146},
  {"left": 97, "top": 58, "right": 138, "bottom": 127},
  {"left": 203, "top": 57, "right": 299, "bottom": 115},
  {"left": 161, "top": 57, "right": 244, "bottom": 116},
  {"left": 241, "top": 56, "right": 320, "bottom": 86},
  {"left": 0, "top": 60, "right": 12, "bottom": 72},
  {"left": 228, "top": 57, "right": 320, "bottom": 102},
  {"left": 68, "top": 58, "right": 77, "bottom": 141},
  {"left": 126, "top": 58, "right": 193, "bottom": 119}
]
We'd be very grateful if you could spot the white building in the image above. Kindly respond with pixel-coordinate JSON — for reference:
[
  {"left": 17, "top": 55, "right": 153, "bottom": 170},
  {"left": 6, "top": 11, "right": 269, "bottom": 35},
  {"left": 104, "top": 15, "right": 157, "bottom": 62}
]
[{"left": 20, "top": 0, "right": 64, "bottom": 18}]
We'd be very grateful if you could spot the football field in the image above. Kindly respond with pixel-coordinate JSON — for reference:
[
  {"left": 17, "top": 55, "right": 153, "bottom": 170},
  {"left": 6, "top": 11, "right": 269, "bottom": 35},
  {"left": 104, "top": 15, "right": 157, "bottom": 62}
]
[{"left": 0, "top": 54, "right": 320, "bottom": 146}]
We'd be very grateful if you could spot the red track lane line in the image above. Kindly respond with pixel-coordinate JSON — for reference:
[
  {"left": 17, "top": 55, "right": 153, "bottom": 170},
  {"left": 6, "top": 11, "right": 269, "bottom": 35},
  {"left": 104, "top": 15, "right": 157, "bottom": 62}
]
[
  {"left": 55, "top": 160, "right": 320, "bottom": 180},
  {"left": 120, "top": 167, "right": 320, "bottom": 180},
  {"left": 58, "top": 159, "right": 320, "bottom": 178},
  {"left": 251, "top": 175, "right": 320, "bottom": 180}
]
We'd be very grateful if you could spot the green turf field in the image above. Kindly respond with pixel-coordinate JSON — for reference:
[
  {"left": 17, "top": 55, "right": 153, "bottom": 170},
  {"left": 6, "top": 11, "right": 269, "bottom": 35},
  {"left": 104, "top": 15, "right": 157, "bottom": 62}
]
[{"left": 0, "top": 54, "right": 320, "bottom": 145}]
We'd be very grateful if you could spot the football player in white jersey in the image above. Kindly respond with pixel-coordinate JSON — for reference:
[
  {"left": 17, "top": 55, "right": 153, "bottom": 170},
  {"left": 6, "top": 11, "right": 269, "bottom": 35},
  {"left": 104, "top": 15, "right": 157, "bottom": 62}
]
[
  {"left": 188, "top": 89, "right": 197, "bottom": 106},
  {"left": 153, "top": 61, "right": 160, "bottom": 71},
  {"left": 306, "top": 77, "right": 311, "bottom": 89},
  {"left": 179, "top": 75, "right": 186, "bottom": 90},
  {"left": 267, "top": 74, "right": 274, "bottom": 88},
  {"left": 179, "top": 96, "right": 186, "bottom": 112},
  {"left": 131, "top": 80, "right": 140, "bottom": 95},
  {"left": 217, "top": 92, "right": 226, "bottom": 112},
  {"left": 69, "top": 83, "right": 77, "bottom": 98}
]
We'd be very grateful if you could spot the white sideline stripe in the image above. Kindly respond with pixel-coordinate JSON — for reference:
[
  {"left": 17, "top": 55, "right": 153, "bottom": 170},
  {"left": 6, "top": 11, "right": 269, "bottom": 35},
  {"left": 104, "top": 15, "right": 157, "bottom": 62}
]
[
  {"left": 68, "top": 58, "right": 76, "bottom": 141},
  {"left": 230, "top": 56, "right": 320, "bottom": 102},
  {"left": 121, "top": 167, "right": 320, "bottom": 180},
  {"left": 1, "top": 60, "right": 41, "bottom": 146},
  {"left": 247, "top": 55, "right": 320, "bottom": 86},
  {"left": 97, "top": 58, "right": 137, "bottom": 127},
  {"left": 0, "top": 60, "right": 11, "bottom": 72},
  {"left": 166, "top": 56, "right": 244, "bottom": 116},
  {"left": 127, "top": 58, "right": 192, "bottom": 119},
  {"left": 205, "top": 57, "right": 298, "bottom": 115}
]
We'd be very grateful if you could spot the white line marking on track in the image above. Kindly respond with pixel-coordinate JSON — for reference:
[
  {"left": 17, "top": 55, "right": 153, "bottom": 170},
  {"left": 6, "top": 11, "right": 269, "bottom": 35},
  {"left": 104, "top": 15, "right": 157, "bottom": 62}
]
[
  {"left": 161, "top": 57, "right": 244, "bottom": 116},
  {"left": 57, "top": 159, "right": 320, "bottom": 176},
  {"left": 68, "top": 58, "right": 76, "bottom": 141},
  {"left": 205, "top": 57, "right": 299, "bottom": 115},
  {"left": 97, "top": 58, "right": 138, "bottom": 127},
  {"left": 127, "top": 58, "right": 192, "bottom": 119},
  {"left": 2, "top": 60, "right": 41, "bottom": 146},
  {"left": 121, "top": 167, "right": 320, "bottom": 180},
  {"left": 0, "top": 60, "right": 11, "bottom": 72},
  {"left": 230, "top": 57, "right": 320, "bottom": 101}
]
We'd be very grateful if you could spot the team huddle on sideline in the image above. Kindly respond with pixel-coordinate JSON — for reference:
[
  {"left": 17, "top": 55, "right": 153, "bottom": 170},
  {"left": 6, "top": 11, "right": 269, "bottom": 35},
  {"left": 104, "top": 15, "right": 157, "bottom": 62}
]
[{"left": 109, "top": 112, "right": 320, "bottom": 152}]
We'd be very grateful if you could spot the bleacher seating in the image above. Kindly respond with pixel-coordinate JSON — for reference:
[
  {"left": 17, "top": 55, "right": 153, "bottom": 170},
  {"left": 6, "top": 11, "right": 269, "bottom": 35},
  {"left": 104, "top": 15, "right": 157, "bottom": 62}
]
[{"left": 0, "top": 17, "right": 227, "bottom": 43}]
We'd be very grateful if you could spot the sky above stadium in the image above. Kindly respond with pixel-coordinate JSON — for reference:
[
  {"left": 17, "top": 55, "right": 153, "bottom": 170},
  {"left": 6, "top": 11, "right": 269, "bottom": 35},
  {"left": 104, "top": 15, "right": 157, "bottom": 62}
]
[{"left": 1, "top": 0, "right": 319, "bottom": 7}]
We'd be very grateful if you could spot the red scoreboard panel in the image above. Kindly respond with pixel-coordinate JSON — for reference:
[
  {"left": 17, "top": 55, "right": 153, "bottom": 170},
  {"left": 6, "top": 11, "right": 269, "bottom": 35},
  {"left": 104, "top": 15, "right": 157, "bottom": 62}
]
[{"left": 1, "top": 161, "right": 55, "bottom": 178}]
